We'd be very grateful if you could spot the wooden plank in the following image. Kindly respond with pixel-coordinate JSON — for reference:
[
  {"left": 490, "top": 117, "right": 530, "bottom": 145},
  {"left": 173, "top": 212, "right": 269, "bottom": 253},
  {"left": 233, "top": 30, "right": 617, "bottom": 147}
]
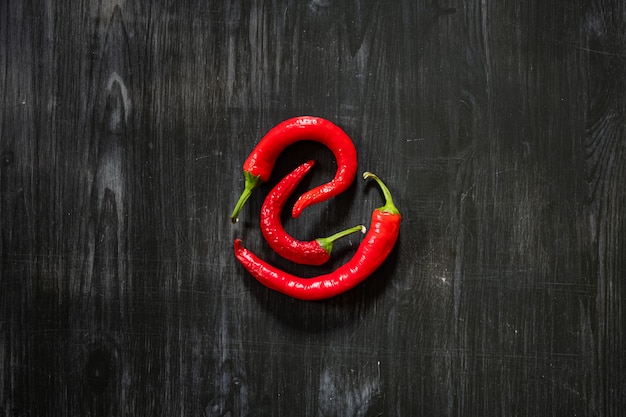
[{"left": 1, "top": 0, "right": 624, "bottom": 416}]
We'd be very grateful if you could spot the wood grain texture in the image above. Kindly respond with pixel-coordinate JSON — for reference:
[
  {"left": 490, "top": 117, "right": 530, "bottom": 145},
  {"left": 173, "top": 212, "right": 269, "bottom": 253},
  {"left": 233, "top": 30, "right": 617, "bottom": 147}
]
[{"left": 1, "top": 0, "right": 625, "bottom": 416}]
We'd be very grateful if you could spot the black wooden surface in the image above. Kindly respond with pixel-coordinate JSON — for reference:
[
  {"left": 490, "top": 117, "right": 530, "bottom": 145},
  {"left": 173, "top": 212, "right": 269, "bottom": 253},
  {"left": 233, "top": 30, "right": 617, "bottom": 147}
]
[{"left": 1, "top": 1, "right": 625, "bottom": 416}]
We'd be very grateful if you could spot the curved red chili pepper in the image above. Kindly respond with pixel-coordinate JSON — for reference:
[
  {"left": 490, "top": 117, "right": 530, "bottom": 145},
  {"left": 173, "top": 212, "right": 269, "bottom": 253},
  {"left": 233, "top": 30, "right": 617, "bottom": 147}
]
[
  {"left": 230, "top": 116, "right": 357, "bottom": 223},
  {"left": 234, "top": 172, "right": 401, "bottom": 300},
  {"left": 261, "top": 159, "right": 365, "bottom": 266}
]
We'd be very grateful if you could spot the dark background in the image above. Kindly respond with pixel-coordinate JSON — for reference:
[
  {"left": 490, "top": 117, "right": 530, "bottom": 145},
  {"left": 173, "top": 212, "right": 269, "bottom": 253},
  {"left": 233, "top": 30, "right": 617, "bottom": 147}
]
[{"left": 1, "top": 0, "right": 625, "bottom": 416}]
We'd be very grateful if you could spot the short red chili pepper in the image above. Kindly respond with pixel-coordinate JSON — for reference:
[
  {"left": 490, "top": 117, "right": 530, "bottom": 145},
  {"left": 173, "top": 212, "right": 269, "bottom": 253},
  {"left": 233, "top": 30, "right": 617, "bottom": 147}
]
[
  {"left": 234, "top": 172, "right": 401, "bottom": 300},
  {"left": 230, "top": 116, "right": 357, "bottom": 223},
  {"left": 261, "top": 159, "right": 365, "bottom": 266}
]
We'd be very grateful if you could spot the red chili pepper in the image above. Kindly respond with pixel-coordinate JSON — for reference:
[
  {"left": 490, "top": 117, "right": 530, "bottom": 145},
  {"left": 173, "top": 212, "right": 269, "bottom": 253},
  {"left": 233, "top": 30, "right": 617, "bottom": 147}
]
[
  {"left": 261, "top": 159, "right": 365, "bottom": 266},
  {"left": 234, "top": 172, "right": 401, "bottom": 300},
  {"left": 230, "top": 116, "right": 357, "bottom": 223}
]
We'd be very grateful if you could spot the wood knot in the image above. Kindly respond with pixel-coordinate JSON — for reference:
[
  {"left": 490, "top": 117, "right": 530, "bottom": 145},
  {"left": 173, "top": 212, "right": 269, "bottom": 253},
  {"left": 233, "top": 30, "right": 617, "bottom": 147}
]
[
  {"left": 2, "top": 150, "right": 14, "bottom": 167},
  {"left": 83, "top": 348, "right": 115, "bottom": 394}
]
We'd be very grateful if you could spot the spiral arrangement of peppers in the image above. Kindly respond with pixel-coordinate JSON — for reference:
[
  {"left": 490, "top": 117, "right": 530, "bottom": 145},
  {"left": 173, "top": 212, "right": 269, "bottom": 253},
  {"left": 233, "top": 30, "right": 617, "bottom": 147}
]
[{"left": 231, "top": 116, "right": 401, "bottom": 301}]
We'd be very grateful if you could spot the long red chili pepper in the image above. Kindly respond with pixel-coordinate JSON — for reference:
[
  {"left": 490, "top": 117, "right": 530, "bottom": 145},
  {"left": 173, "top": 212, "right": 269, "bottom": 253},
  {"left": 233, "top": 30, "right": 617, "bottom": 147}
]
[
  {"left": 234, "top": 172, "right": 401, "bottom": 300},
  {"left": 230, "top": 116, "right": 357, "bottom": 223},
  {"left": 261, "top": 159, "right": 365, "bottom": 265}
]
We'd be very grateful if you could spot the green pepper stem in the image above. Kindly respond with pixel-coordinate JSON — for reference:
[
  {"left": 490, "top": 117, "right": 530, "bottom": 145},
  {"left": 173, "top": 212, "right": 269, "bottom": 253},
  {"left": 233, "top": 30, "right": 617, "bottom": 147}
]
[
  {"left": 231, "top": 171, "right": 262, "bottom": 223},
  {"left": 363, "top": 172, "right": 400, "bottom": 215},
  {"left": 316, "top": 224, "right": 366, "bottom": 255}
]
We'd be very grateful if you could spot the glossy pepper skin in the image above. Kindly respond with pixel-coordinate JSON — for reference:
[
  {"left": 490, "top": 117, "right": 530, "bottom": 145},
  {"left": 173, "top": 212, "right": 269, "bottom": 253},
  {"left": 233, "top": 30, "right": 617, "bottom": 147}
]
[
  {"left": 261, "top": 160, "right": 365, "bottom": 266},
  {"left": 231, "top": 116, "right": 357, "bottom": 223},
  {"left": 234, "top": 172, "right": 401, "bottom": 301}
]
